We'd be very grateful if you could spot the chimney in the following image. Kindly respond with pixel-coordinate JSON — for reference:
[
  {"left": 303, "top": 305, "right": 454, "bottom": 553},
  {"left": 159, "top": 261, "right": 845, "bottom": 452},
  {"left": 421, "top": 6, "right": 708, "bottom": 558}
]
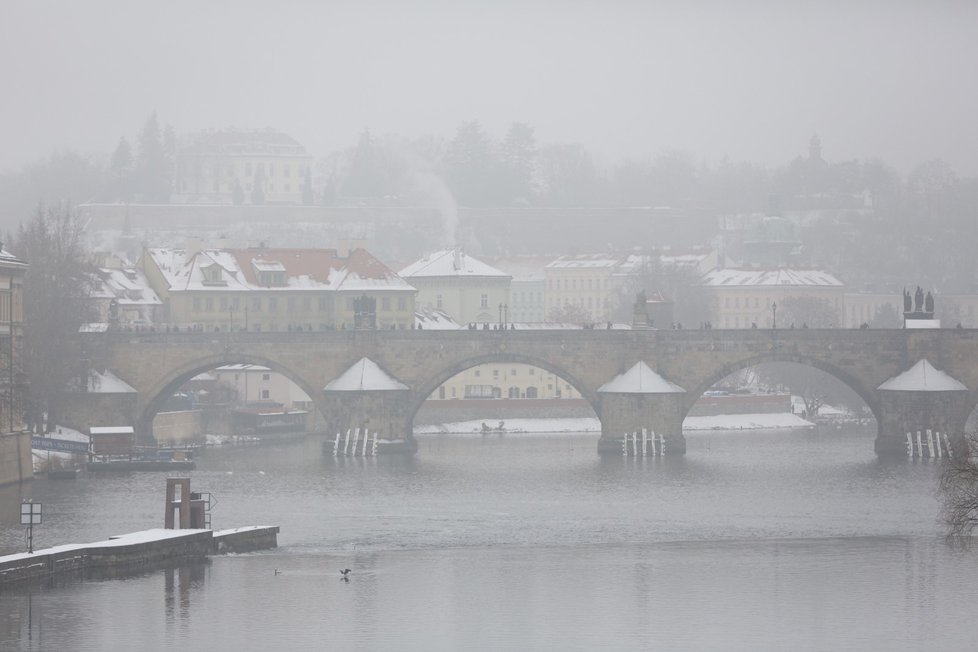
[{"left": 453, "top": 247, "right": 462, "bottom": 272}]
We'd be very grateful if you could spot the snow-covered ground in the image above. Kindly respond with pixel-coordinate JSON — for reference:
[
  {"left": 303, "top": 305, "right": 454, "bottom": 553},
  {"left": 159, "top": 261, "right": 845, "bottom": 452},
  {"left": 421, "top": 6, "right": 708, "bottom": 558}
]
[{"left": 415, "top": 412, "right": 815, "bottom": 435}]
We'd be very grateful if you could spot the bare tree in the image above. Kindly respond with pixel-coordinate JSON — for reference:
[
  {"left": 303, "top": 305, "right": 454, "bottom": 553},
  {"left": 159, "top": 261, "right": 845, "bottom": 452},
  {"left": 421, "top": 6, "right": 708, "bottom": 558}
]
[
  {"left": 13, "top": 205, "right": 97, "bottom": 432},
  {"left": 940, "top": 432, "right": 978, "bottom": 549}
]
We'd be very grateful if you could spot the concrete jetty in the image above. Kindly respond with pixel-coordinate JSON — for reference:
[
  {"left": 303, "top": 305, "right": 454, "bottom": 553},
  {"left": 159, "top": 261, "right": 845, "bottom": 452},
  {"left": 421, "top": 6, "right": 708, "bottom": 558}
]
[{"left": 0, "top": 525, "right": 279, "bottom": 585}]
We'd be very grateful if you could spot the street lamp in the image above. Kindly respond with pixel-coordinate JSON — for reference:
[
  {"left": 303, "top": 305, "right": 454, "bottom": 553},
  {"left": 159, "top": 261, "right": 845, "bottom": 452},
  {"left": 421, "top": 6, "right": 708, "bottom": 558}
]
[
  {"left": 498, "top": 303, "right": 503, "bottom": 327},
  {"left": 772, "top": 301, "right": 777, "bottom": 329}
]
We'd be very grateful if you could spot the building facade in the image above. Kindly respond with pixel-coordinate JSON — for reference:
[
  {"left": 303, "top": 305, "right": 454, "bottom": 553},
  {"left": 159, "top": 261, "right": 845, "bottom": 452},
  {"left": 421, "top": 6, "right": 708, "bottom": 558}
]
[
  {"left": 400, "top": 249, "right": 511, "bottom": 325},
  {"left": 701, "top": 268, "right": 845, "bottom": 329},
  {"left": 142, "top": 245, "right": 416, "bottom": 331},
  {"left": 0, "top": 248, "right": 29, "bottom": 486},
  {"left": 173, "top": 128, "right": 314, "bottom": 205}
]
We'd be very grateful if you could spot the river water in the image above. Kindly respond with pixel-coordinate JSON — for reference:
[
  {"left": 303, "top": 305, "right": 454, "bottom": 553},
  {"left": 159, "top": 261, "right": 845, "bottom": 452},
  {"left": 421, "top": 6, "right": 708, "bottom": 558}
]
[{"left": 1, "top": 426, "right": 976, "bottom": 651}]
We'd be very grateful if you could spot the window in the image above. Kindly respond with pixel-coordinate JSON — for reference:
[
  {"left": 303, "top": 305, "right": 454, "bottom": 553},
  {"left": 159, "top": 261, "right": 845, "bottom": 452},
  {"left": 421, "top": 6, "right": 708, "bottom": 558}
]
[
  {"left": 397, "top": 296, "right": 406, "bottom": 310},
  {"left": 268, "top": 297, "right": 278, "bottom": 311},
  {"left": 480, "top": 294, "right": 488, "bottom": 308},
  {"left": 439, "top": 386, "right": 445, "bottom": 399},
  {"left": 318, "top": 296, "right": 328, "bottom": 311},
  {"left": 262, "top": 373, "right": 270, "bottom": 381},
  {"left": 205, "top": 298, "right": 214, "bottom": 312},
  {"left": 382, "top": 297, "right": 390, "bottom": 311},
  {"left": 193, "top": 297, "right": 201, "bottom": 312},
  {"left": 529, "top": 368, "right": 535, "bottom": 375},
  {"left": 451, "top": 387, "right": 456, "bottom": 398},
  {"left": 261, "top": 389, "right": 270, "bottom": 399},
  {"left": 287, "top": 297, "right": 296, "bottom": 311},
  {"left": 220, "top": 297, "right": 228, "bottom": 311},
  {"left": 284, "top": 164, "right": 291, "bottom": 177},
  {"left": 302, "top": 297, "right": 311, "bottom": 311},
  {"left": 474, "top": 370, "right": 481, "bottom": 377},
  {"left": 511, "top": 369, "right": 517, "bottom": 376},
  {"left": 493, "top": 369, "right": 499, "bottom": 378},
  {"left": 436, "top": 294, "right": 443, "bottom": 309},
  {"left": 252, "top": 297, "right": 262, "bottom": 312}
]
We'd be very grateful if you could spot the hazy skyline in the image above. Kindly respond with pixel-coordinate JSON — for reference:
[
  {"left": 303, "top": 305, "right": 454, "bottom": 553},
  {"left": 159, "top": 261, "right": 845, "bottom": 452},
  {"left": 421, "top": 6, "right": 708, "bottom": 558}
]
[{"left": 3, "top": 0, "right": 978, "bottom": 174}]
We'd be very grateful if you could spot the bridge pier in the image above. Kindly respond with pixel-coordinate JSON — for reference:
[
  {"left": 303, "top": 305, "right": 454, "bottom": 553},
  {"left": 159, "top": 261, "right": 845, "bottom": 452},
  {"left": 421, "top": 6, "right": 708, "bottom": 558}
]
[
  {"left": 319, "top": 392, "right": 416, "bottom": 451},
  {"left": 597, "top": 393, "right": 686, "bottom": 455},
  {"left": 875, "top": 390, "right": 970, "bottom": 457}
]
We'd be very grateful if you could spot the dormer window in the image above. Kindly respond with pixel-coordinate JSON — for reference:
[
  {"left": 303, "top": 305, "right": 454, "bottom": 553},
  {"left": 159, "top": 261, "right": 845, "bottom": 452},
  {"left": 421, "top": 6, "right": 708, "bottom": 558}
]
[
  {"left": 201, "top": 263, "right": 227, "bottom": 286},
  {"left": 252, "top": 258, "right": 287, "bottom": 287}
]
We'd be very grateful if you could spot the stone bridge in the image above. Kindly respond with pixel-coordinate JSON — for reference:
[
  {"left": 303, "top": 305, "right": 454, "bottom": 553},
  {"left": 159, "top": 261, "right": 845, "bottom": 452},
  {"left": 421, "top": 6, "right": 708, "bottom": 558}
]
[{"left": 67, "top": 328, "right": 978, "bottom": 456}]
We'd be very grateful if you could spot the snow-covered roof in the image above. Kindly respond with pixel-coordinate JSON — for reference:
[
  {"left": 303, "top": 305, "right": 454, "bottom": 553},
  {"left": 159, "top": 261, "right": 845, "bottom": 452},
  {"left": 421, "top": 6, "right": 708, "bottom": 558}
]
[
  {"left": 597, "top": 362, "right": 686, "bottom": 394},
  {"left": 91, "top": 267, "right": 162, "bottom": 306},
  {"left": 90, "top": 426, "right": 134, "bottom": 435},
  {"left": 66, "top": 369, "right": 137, "bottom": 394},
  {"left": 702, "top": 267, "right": 844, "bottom": 288},
  {"left": 877, "top": 359, "right": 967, "bottom": 392},
  {"left": 146, "top": 247, "right": 414, "bottom": 294},
  {"left": 324, "top": 358, "right": 408, "bottom": 391},
  {"left": 415, "top": 309, "right": 463, "bottom": 330},
  {"left": 546, "top": 254, "right": 623, "bottom": 270},
  {"left": 400, "top": 249, "right": 510, "bottom": 279}
]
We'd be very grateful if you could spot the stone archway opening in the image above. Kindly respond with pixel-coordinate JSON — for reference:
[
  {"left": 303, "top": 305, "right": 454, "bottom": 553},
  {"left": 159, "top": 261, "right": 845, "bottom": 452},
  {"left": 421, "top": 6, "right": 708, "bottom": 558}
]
[
  {"left": 413, "top": 361, "right": 599, "bottom": 439},
  {"left": 147, "top": 360, "right": 326, "bottom": 447},
  {"left": 686, "top": 361, "right": 876, "bottom": 437}
]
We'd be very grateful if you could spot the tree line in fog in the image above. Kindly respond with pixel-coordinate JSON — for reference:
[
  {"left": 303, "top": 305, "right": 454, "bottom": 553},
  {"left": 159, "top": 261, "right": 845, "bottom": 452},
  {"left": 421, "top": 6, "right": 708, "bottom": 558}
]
[{"left": 2, "top": 117, "right": 978, "bottom": 293}]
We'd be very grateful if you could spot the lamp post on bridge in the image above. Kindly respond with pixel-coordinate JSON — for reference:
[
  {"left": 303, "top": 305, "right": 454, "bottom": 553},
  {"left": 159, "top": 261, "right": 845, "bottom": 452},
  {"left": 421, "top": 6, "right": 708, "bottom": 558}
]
[{"left": 772, "top": 301, "right": 777, "bottom": 329}]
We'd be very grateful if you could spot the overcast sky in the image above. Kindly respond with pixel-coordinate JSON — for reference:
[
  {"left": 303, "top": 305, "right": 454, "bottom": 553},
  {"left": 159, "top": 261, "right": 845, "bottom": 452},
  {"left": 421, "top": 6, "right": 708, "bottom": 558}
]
[{"left": 2, "top": 0, "right": 977, "bottom": 175}]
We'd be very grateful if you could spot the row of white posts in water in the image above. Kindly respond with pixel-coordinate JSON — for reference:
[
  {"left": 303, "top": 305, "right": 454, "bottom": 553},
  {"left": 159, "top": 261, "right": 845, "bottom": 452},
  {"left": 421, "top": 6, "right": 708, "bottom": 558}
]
[
  {"left": 333, "top": 429, "right": 379, "bottom": 457},
  {"left": 622, "top": 429, "right": 665, "bottom": 457},
  {"left": 905, "top": 429, "right": 954, "bottom": 459}
]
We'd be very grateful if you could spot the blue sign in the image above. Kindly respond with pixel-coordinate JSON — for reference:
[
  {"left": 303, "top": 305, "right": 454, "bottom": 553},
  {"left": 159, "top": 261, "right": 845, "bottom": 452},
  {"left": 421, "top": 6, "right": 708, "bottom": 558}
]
[{"left": 32, "top": 436, "right": 89, "bottom": 454}]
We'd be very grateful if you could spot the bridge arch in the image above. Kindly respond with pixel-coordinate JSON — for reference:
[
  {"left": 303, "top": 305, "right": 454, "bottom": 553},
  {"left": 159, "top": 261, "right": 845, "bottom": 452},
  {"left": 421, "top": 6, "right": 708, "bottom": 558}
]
[
  {"left": 137, "top": 352, "right": 324, "bottom": 440},
  {"left": 681, "top": 352, "right": 882, "bottom": 424},
  {"left": 407, "top": 353, "right": 601, "bottom": 426}
]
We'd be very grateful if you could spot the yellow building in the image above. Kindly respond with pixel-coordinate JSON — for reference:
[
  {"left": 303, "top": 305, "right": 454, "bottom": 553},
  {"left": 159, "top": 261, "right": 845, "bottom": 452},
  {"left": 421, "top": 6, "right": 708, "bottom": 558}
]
[
  {"left": 142, "top": 245, "right": 415, "bottom": 331},
  {"left": 400, "top": 249, "right": 511, "bottom": 325},
  {"left": 174, "top": 128, "right": 314, "bottom": 205},
  {"left": 544, "top": 254, "right": 626, "bottom": 323},
  {"left": 432, "top": 363, "right": 581, "bottom": 400},
  {"left": 701, "top": 268, "right": 845, "bottom": 328}
]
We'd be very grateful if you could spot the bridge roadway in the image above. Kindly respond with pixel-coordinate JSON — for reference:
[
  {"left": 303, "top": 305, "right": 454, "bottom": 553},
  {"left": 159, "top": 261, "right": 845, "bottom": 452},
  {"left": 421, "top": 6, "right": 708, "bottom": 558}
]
[{"left": 71, "top": 327, "right": 978, "bottom": 455}]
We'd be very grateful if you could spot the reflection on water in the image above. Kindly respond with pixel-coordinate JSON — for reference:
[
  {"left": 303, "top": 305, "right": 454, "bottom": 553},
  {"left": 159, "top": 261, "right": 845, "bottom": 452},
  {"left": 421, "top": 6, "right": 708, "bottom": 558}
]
[{"left": 1, "top": 426, "right": 975, "bottom": 651}]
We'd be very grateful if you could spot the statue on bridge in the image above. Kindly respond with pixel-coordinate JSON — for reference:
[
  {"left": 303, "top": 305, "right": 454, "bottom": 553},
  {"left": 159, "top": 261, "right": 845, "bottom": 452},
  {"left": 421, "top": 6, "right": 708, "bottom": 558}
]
[{"left": 914, "top": 286, "right": 924, "bottom": 313}]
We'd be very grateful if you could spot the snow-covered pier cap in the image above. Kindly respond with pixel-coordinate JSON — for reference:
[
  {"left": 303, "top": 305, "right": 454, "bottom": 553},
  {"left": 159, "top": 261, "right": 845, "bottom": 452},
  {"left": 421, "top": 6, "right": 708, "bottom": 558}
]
[
  {"left": 597, "top": 362, "right": 687, "bottom": 455},
  {"left": 597, "top": 361, "right": 686, "bottom": 394},
  {"left": 877, "top": 358, "right": 967, "bottom": 392},
  {"left": 324, "top": 357, "right": 408, "bottom": 392},
  {"left": 876, "top": 358, "right": 969, "bottom": 455}
]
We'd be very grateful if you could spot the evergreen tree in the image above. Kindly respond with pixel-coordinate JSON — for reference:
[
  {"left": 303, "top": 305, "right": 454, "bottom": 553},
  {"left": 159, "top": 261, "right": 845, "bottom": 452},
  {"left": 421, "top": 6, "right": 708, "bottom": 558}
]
[
  {"left": 106, "top": 137, "right": 134, "bottom": 201},
  {"left": 302, "top": 167, "right": 314, "bottom": 205},
  {"left": 134, "top": 112, "right": 171, "bottom": 202},
  {"left": 499, "top": 122, "right": 537, "bottom": 203},
  {"left": 445, "top": 121, "right": 496, "bottom": 206},
  {"left": 231, "top": 179, "right": 245, "bottom": 206},
  {"left": 251, "top": 165, "right": 266, "bottom": 205}
]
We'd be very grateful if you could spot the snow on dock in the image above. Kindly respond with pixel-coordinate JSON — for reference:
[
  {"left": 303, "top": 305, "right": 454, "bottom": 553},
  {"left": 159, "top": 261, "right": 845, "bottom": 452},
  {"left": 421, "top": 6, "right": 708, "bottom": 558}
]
[{"left": 0, "top": 526, "right": 279, "bottom": 585}]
